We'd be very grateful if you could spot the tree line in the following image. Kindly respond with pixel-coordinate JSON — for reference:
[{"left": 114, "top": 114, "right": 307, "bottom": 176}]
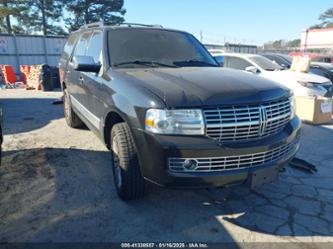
[
  {"left": 0, "top": 0, "right": 126, "bottom": 35},
  {"left": 310, "top": 7, "right": 333, "bottom": 29},
  {"left": 263, "top": 39, "right": 301, "bottom": 51}
]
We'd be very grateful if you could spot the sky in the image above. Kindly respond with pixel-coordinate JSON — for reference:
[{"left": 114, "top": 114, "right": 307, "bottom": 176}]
[{"left": 123, "top": 0, "right": 332, "bottom": 45}]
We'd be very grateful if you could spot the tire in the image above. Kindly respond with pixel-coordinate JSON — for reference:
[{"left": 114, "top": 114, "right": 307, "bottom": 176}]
[
  {"left": 111, "top": 122, "right": 145, "bottom": 200},
  {"left": 63, "top": 88, "right": 83, "bottom": 128},
  {"left": 41, "top": 80, "right": 53, "bottom": 91}
]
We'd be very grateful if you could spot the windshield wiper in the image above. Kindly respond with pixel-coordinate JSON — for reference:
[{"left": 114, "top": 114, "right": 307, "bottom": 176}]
[
  {"left": 113, "top": 60, "right": 179, "bottom": 68},
  {"left": 173, "top": 59, "right": 218, "bottom": 67}
]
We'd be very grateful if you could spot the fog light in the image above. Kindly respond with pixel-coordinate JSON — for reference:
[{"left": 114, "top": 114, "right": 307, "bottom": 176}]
[{"left": 183, "top": 159, "right": 198, "bottom": 170}]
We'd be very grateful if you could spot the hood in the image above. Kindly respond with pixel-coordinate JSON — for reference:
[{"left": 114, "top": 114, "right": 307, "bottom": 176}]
[
  {"left": 114, "top": 67, "right": 290, "bottom": 107},
  {"left": 267, "top": 70, "right": 330, "bottom": 84}
]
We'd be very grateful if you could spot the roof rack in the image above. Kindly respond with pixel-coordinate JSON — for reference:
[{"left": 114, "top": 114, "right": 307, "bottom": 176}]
[
  {"left": 118, "top": 23, "right": 163, "bottom": 28},
  {"left": 79, "top": 21, "right": 104, "bottom": 30},
  {"left": 80, "top": 21, "right": 163, "bottom": 30}
]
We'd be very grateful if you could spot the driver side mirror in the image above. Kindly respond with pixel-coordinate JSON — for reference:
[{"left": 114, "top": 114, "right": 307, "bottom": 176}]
[
  {"left": 72, "top": 55, "right": 101, "bottom": 73},
  {"left": 245, "top": 66, "right": 259, "bottom": 74},
  {"left": 213, "top": 56, "right": 224, "bottom": 67}
]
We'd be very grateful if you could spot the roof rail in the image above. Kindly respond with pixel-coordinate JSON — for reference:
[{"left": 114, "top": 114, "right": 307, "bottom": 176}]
[
  {"left": 119, "top": 23, "right": 163, "bottom": 28},
  {"left": 80, "top": 21, "right": 163, "bottom": 30},
  {"left": 80, "top": 21, "right": 104, "bottom": 30}
]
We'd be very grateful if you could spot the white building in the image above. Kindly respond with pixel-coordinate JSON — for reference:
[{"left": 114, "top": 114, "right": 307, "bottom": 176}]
[{"left": 301, "top": 27, "right": 333, "bottom": 50}]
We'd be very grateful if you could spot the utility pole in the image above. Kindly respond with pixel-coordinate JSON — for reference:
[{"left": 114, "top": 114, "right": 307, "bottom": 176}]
[{"left": 200, "top": 30, "right": 203, "bottom": 43}]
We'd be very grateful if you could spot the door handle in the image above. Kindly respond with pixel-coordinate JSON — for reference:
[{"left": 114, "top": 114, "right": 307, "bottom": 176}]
[{"left": 79, "top": 77, "right": 84, "bottom": 84}]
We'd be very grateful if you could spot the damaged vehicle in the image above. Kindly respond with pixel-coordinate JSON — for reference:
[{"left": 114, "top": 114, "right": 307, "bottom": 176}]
[{"left": 59, "top": 22, "right": 301, "bottom": 200}]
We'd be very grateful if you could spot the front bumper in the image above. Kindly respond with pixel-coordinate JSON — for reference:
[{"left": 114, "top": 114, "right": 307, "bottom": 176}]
[{"left": 132, "top": 116, "right": 301, "bottom": 188}]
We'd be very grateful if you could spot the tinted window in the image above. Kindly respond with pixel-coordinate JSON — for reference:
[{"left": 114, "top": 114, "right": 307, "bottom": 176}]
[
  {"left": 250, "top": 55, "right": 282, "bottom": 71},
  {"left": 62, "top": 33, "right": 78, "bottom": 60},
  {"left": 226, "top": 57, "right": 252, "bottom": 70},
  {"left": 263, "top": 55, "right": 290, "bottom": 68},
  {"left": 108, "top": 29, "right": 217, "bottom": 68},
  {"left": 279, "top": 54, "right": 292, "bottom": 63},
  {"left": 74, "top": 32, "right": 92, "bottom": 57},
  {"left": 86, "top": 31, "right": 102, "bottom": 63}
]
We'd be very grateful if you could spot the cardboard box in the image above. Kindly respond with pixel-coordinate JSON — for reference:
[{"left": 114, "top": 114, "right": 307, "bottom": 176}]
[
  {"left": 295, "top": 96, "right": 332, "bottom": 124},
  {"left": 290, "top": 56, "right": 311, "bottom": 73}
]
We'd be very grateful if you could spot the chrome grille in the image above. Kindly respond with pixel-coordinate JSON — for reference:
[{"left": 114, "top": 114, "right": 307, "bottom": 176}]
[
  {"left": 204, "top": 98, "right": 291, "bottom": 142},
  {"left": 169, "top": 141, "right": 298, "bottom": 172}
]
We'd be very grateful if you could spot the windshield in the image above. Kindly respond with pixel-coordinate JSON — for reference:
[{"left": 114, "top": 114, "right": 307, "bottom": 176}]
[
  {"left": 108, "top": 29, "right": 218, "bottom": 68},
  {"left": 249, "top": 55, "right": 283, "bottom": 71},
  {"left": 279, "top": 54, "right": 292, "bottom": 63},
  {"left": 264, "top": 55, "right": 291, "bottom": 67}
]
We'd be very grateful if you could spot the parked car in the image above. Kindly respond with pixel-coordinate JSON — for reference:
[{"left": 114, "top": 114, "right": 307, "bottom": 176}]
[
  {"left": 217, "top": 53, "right": 333, "bottom": 97},
  {"left": 311, "top": 62, "right": 333, "bottom": 72},
  {"left": 59, "top": 22, "right": 301, "bottom": 200},
  {"left": 261, "top": 53, "right": 333, "bottom": 90},
  {"left": 310, "top": 63, "right": 333, "bottom": 83}
]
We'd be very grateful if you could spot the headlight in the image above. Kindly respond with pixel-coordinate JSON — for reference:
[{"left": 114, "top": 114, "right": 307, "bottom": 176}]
[
  {"left": 145, "top": 109, "right": 204, "bottom": 135},
  {"left": 289, "top": 95, "right": 296, "bottom": 119}
]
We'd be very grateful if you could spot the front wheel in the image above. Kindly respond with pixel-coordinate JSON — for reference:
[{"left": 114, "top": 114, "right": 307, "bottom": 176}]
[{"left": 111, "top": 123, "right": 145, "bottom": 200}]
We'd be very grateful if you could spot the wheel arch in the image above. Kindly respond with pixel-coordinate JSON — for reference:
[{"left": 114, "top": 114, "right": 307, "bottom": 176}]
[{"left": 103, "top": 111, "right": 125, "bottom": 149}]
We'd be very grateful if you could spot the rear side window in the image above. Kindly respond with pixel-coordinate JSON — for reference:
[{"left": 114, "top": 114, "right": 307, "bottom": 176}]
[
  {"left": 74, "top": 32, "right": 92, "bottom": 57},
  {"left": 86, "top": 31, "right": 102, "bottom": 63},
  {"left": 62, "top": 33, "right": 78, "bottom": 61},
  {"left": 226, "top": 57, "right": 252, "bottom": 70}
]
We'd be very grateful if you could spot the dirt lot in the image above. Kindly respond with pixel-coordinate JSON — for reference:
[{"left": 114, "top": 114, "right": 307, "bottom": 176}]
[{"left": 0, "top": 89, "right": 333, "bottom": 243}]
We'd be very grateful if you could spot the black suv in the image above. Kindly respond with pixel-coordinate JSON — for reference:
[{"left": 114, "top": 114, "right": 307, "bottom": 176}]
[
  {"left": 0, "top": 108, "right": 2, "bottom": 166},
  {"left": 59, "top": 22, "right": 301, "bottom": 200}
]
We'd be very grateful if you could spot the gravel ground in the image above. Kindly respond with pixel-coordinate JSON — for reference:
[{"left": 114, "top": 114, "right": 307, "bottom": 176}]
[{"left": 0, "top": 89, "right": 333, "bottom": 244}]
